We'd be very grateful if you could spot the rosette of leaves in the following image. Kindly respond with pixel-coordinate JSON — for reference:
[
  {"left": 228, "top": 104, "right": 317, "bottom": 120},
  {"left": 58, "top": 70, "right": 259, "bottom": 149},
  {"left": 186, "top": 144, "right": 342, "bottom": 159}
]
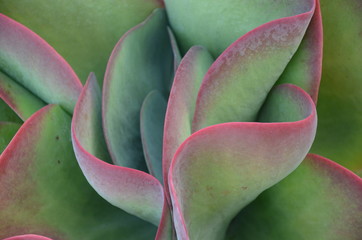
[{"left": 0, "top": 0, "right": 361, "bottom": 240}]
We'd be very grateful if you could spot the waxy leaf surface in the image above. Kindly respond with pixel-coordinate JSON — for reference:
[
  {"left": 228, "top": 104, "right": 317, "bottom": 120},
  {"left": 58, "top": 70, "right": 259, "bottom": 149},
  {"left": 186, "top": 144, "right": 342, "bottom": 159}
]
[
  {"left": 0, "top": 105, "right": 157, "bottom": 239},
  {"left": 103, "top": 9, "right": 173, "bottom": 170},
  {"left": 0, "top": 0, "right": 163, "bottom": 83},
  {"left": 169, "top": 84, "right": 317, "bottom": 240},
  {"left": 0, "top": 14, "right": 82, "bottom": 113},
  {"left": 72, "top": 74, "right": 164, "bottom": 226},
  {"left": 192, "top": 6, "right": 315, "bottom": 131},
  {"left": 226, "top": 154, "right": 362, "bottom": 240}
]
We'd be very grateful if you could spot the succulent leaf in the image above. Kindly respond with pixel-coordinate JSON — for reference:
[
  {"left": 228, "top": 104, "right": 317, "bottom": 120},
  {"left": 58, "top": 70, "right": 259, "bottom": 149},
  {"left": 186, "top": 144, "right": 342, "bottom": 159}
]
[
  {"left": 276, "top": 0, "right": 323, "bottom": 102},
  {"left": 226, "top": 154, "right": 362, "bottom": 240},
  {"left": 0, "top": 0, "right": 163, "bottom": 83},
  {"left": 169, "top": 84, "right": 317, "bottom": 239},
  {"left": 102, "top": 8, "right": 173, "bottom": 170},
  {"left": 0, "top": 14, "right": 82, "bottom": 114},
  {"left": 165, "top": 0, "right": 315, "bottom": 57},
  {"left": 192, "top": 6, "right": 315, "bottom": 131},
  {"left": 140, "top": 90, "right": 167, "bottom": 183},
  {"left": 163, "top": 46, "right": 214, "bottom": 195},
  {"left": 72, "top": 74, "right": 164, "bottom": 226},
  {"left": 0, "top": 71, "right": 45, "bottom": 121},
  {"left": 310, "top": 0, "right": 362, "bottom": 172},
  {"left": 0, "top": 122, "right": 20, "bottom": 153},
  {"left": 0, "top": 105, "right": 157, "bottom": 239}
]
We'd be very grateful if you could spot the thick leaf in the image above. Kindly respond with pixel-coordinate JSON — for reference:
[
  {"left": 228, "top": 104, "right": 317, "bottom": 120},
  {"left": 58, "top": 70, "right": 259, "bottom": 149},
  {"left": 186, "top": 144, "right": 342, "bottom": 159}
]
[
  {"left": 169, "top": 84, "right": 317, "bottom": 239},
  {"left": 310, "top": 0, "right": 362, "bottom": 172},
  {"left": 0, "top": 71, "right": 45, "bottom": 121},
  {"left": 72, "top": 74, "right": 164, "bottom": 226},
  {"left": 0, "top": 14, "right": 82, "bottom": 113},
  {"left": 140, "top": 90, "right": 167, "bottom": 183},
  {"left": 0, "top": 121, "right": 20, "bottom": 153},
  {"left": 163, "top": 46, "right": 213, "bottom": 194},
  {"left": 4, "top": 235, "right": 52, "bottom": 240},
  {"left": 0, "top": 98, "right": 21, "bottom": 122},
  {"left": 226, "top": 154, "right": 362, "bottom": 240},
  {"left": 165, "top": 0, "right": 315, "bottom": 56},
  {"left": 102, "top": 9, "right": 173, "bottom": 169},
  {"left": 276, "top": 0, "right": 323, "bottom": 102},
  {"left": 0, "top": 0, "right": 163, "bottom": 83},
  {"left": 0, "top": 105, "right": 157, "bottom": 239},
  {"left": 192, "top": 5, "right": 315, "bottom": 131},
  {"left": 155, "top": 200, "right": 175, "bottom": 240}
]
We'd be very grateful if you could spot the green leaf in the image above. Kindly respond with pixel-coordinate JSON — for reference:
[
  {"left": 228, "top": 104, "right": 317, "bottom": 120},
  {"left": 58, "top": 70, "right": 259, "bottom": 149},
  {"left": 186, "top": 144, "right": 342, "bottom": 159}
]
[
  {"left": 0, "top": 0, "right": 163, "bottom": 83},
  {"left": 72, "top": 74, "right": 164, "bottom": 226},
  {"left": 169, "top": 84, "right": 317, "bottom": 239},
  {"left": 226, "top": 154, "right": 362, "bottom": 240},
  {"left": 140, "top": 90, "right": 167, "bottom": 183},
  {"left": 165, "top": 0, "right": 315, "bottom": 56},
  {"left": 0, "top": 14, "right": 82, "bottom": 114},
  {"left": 102, "top": 9, "right": 173, "bottom": 170},
  {"left": 310, "top": 0, "right": 362, "bottom": 172},
  {"left": 0, "top": 105, "right": 156, "bottom": 239},
  {"left": 0, "top": 121, "right": 20, "bottom": 153},
  {"left": 192, "top": 8, "right": 315, "bottom": 131}
]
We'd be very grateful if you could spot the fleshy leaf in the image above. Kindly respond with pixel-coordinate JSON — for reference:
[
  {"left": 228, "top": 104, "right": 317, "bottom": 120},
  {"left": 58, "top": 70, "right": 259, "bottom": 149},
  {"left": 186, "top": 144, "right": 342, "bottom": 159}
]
[
  {"left": 102, "top": 9, "right": 173, "bottom": 169},
  {"left": 4, "top": 235, "right": 52, "bottom": 240},
  {"left": 0, "top": 105, "right": 157, "bottom": 239},
  {"left": 276, "top": 0, "right": 322, "bottom": 102},
  {"left": 169, "top": 84, "right": 317, "bottom": 240},
  {"left": 155, "top": 200, "right": 175, "bottom": 240},
  {"left": 192, "top": 5, "right": 315, "bottom": 131},
  {"left": 0, "top": 14, "right": 82, "bottom": 113},
  {"left": 140, "top": 90, "right": 167, "bottom": 183},
  {"left": 163, "top": 46, "right": 213, "bottom": 193},
  {"left": 0, "top": 99, "right": 21, "bottom": 122},
  {"left": 72, "top": 74, "right": 164, "bottom": 225},
  {"left": 226, "top": 154, "right": 362, "bottom": 240},
  {"left": 0, "top": 122, "right": 19, "bottom": 153},
  {"left": 165, "top": 0, "right": 315, "bottom": 56},
  {"left": 0, "top": 71, "right": 45, "bottom": 121},
  {"left": 0, "top": 0, "right": 163, "bottom": 83},
  {"left": 310, "top": 0, "right": 362, "bottom": 172}
]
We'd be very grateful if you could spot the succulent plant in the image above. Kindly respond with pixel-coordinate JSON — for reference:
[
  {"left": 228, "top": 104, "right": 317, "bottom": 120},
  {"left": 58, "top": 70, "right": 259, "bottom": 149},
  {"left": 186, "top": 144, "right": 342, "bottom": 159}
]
[{"left": 0, "top": 0, "right": 361, "bottom": 240}]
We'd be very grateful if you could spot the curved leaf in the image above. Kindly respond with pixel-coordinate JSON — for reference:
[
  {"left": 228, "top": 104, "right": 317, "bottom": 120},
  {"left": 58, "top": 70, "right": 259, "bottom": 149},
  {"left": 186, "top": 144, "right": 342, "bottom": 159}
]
[
  {"left": 226, "top": 154, "right": 362, "bottom": 240},
  {"left": 0, "top": 0, "right": 163, "bottom": 83},
  {"left": 163, "top": 46, "right": 213, "bottom": 194},
  {"left": 192, "top": 5, "right": 315, "bottom": 131},
  {"left": 140, "top": 90, "right": 167, "bottom": 183},
  {"left": 0, "top": 71, "right": 45, "bottom": 121},
  {"left": 0, "top": 105, "right": 157, "bottom": 239},
  {"left": 165, "top": 0, "right": 315, "bottom": 56},
  {"left": 310, "top": 0, "right": 362, "bottom": 172},
  {"left": 0, "top": 14, "right": 82, "bottom": 113},
  {"left": 169, "top": 84, "right": 317, "bottom": 239},
  {"left": 102, "top": 9, "right": 173, "bottom": 169},
  {"left": 72, "top": 74, "right": 164, "bottom": 226}
]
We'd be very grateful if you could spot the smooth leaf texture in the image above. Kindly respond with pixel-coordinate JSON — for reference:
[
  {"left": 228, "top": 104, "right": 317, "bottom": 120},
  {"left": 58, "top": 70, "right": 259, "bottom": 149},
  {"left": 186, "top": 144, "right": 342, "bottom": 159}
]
[
  {"left": 0, "top": 0, "right": 163, "bottom": 83},
  {"left": 72, "top": 74, "right": 164, "bottom": 226},
  {"left": 0, "top": 71, "right": 45, "bottom": 121},
  {"left": 140, "top": 90, "right": 167, "bottom": 183},
  {"left": 0, "top": 105, "right": 157, "bottom": 239},
  {"left": 276, "top": 0, "right": 322, "bottom": 102},
  {"left": 310, "top": 0, "right": 362, "bottom": 173},
  {"left": 226, "top": 154, "right": 362, "bottom": 240},
  {"left": 163, "top": 46, "right": 213, "bottom": 195},
  {"left": 169, "top": 84, "right": 317, "bottom": 240},
  {"left": 4, "top": 235, "right": 53, "bottom": 240},
  {"left": 102, "top": 9, "right": 173, "bottom": 170},
  {"left": 192, "top": 5, "right": 315, "bottom": 131},
  {"left": 0, "top": 14, "right": 82, "bottom": 113},
  {"left": 165, "top": 0, "right": 315, "bottom": 56},
  {"left": 0, "top": 121, "right": 20, "bottom": 153}
]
